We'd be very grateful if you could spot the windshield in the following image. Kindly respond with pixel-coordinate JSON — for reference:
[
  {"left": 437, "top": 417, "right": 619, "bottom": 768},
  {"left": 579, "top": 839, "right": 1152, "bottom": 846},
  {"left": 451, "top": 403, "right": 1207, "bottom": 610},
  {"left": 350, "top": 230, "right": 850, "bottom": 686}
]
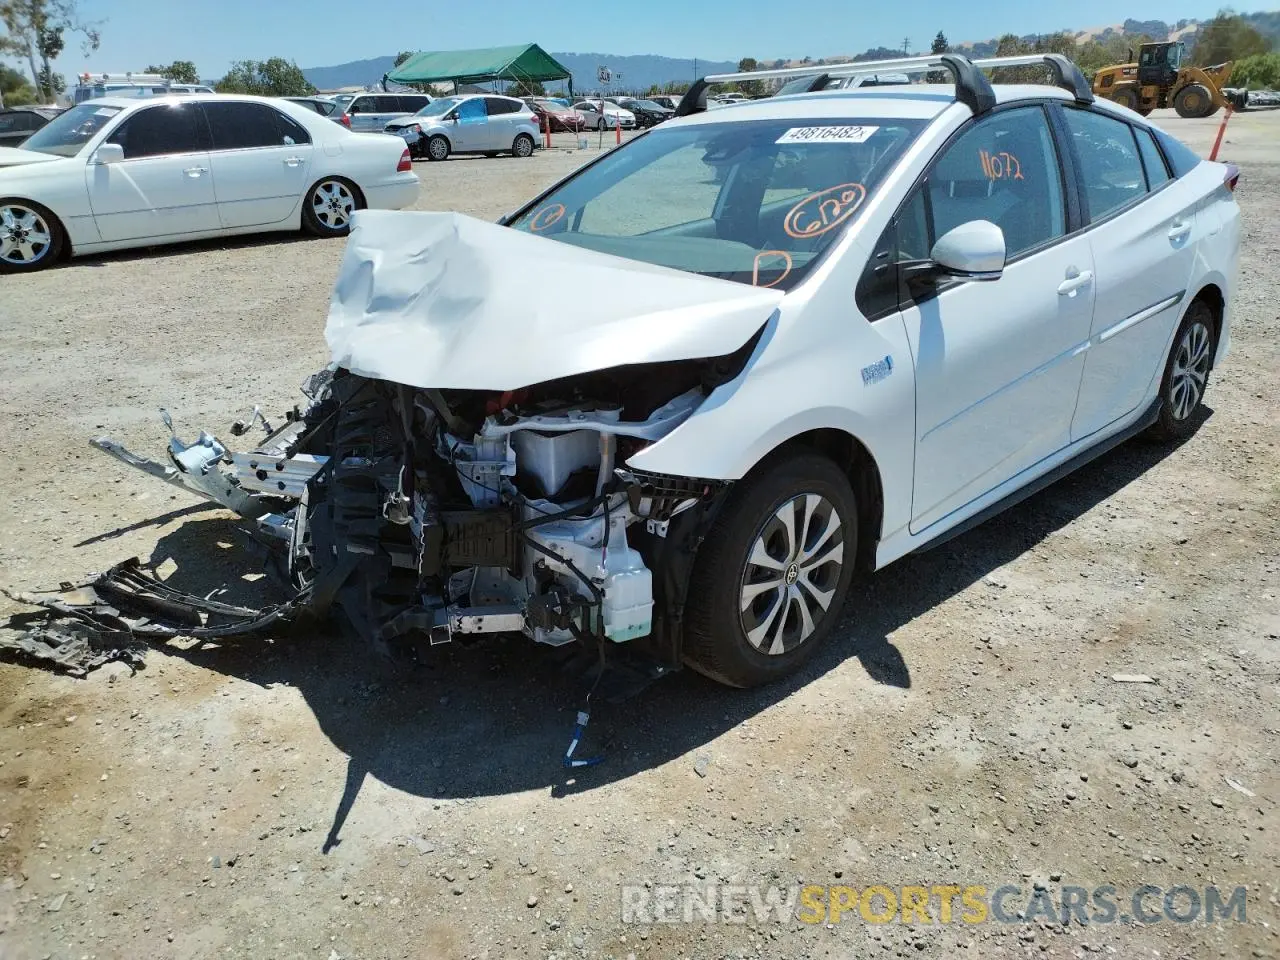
[
  {"left": 417, "top": 97, "right": 461, "bottom": 117},
  {"left": 629, "top": 100, "right": 664, "bottom": 110},
  {"left": 509, "top": 117, "right": 924, "bottom": 291},
  {"left": 20, "top": 102, "right": 122, "bottom": 157}
]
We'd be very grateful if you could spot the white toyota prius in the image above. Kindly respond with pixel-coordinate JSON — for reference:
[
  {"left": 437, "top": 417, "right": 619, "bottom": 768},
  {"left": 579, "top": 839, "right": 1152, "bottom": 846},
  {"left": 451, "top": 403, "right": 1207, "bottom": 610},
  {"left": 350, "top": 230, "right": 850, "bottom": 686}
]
[
  {"left": 92, "top": 54, "right": 1242, "bottom": 692},
  {"left": 0, "top": 93, "right": 420, "bottom": 272}
]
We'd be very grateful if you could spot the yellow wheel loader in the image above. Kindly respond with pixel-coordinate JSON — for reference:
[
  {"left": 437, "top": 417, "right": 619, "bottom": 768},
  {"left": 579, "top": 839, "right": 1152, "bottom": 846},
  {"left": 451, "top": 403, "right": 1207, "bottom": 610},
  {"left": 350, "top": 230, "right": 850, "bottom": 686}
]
[{"left": 1092, "top": 41, "right": 1242, "bottom": 118}]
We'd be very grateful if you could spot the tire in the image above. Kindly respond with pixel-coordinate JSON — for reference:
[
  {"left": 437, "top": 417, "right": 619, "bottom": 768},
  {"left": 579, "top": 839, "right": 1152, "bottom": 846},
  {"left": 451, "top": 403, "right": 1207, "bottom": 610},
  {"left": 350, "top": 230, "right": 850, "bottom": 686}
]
[
  {"left": 0, "top": 198, "right": 64, "bottom": 273},
  {"left": 1174, "top": 84, "right": 1216, "bottom": 119},
  {"left": 683, "top": 452, "right": 858, "bottom": 688},
  {"left": 512, "top": 133, "right": 534, "bottom": 158},
  {"left": 1147, "top": 300, "right": 1216, "bottom": 442},
  {"left": 302, "top": 177, "right": 362, "bottom": 238},
  {"left": 426, "top": 134, "right": 450, "bottom": 162},
  {"left": 1111, "top": 87, "right": 1140, "bottom": 111}
]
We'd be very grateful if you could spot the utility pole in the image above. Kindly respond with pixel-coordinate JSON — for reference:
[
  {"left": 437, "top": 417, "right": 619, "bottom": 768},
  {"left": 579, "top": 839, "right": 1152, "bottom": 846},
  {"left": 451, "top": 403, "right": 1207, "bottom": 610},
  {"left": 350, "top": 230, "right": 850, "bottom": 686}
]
[
  {"left": 693, "top": 57, "right": 697, "bottom": 80},
  {"left": 902, "top": 36, "right": 911, "bottom": 55}
]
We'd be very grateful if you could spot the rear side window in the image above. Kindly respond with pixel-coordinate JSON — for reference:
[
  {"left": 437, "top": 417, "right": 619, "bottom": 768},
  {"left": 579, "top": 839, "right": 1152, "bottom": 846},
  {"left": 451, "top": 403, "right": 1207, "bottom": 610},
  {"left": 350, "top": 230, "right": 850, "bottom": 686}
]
[
  {"left": 375, "top": 96, "right": 401, "bottom": 112},
  {"left": 485, "top": 97, "right": 521, "bottom": 115},
  {"left": 1062, "top": 109, "right": 1147, "bottom": 222},
  {"left": 204, "top": 101, "right": 311, "bottom": 149},
  {"left": 1133, "top": 126, "right": 1171, "bottom": 189},
  {"left": 107, "top": 102, "right": 207, "bottom": 159},
  {"left": 926, "top": 105, "right": 1066, "bottom": 259},
  {"left": 349, "top": 97, "right": 374, "bottom": 114},
  {"left": 1151, "top": 126, "right": 1202, "bottom": 178},
  {"left": 399, "top": 95, "right": 430, "bottom": 112}
]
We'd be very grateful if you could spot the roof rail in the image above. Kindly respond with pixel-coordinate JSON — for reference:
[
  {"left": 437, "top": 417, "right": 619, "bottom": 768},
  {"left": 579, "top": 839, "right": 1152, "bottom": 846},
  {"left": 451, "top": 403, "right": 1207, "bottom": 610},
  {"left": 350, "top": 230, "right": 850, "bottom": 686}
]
[{"left": 673, "top": 53, "right": 1094, "bottom": 118}]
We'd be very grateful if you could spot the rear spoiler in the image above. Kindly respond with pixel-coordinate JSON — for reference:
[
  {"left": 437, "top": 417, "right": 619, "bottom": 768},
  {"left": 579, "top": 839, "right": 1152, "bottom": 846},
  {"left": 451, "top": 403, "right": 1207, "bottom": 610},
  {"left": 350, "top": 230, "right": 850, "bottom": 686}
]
[{"left": 674, "top": 53, "right": 1094, "bottom": 118}]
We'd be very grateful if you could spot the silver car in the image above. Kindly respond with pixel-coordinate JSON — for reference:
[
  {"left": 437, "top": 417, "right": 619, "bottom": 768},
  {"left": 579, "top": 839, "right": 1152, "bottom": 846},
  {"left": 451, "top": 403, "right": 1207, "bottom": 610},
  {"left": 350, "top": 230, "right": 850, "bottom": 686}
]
[
  {"left": 336, "top": 92, "right": 433, "bottom": 132},
  {"left": 384, "top": 94, "right": 541, "bottom": 161}
]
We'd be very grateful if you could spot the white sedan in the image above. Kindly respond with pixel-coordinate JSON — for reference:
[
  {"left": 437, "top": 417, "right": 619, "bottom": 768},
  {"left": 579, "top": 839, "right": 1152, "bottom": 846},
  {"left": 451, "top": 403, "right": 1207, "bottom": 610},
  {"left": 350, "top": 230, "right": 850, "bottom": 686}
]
[
  {"left": 572, "top": 99, "right": 636, "bottom": 130},
  {"left": 0, "top": 93, "right": 420, "bottom": 273}
]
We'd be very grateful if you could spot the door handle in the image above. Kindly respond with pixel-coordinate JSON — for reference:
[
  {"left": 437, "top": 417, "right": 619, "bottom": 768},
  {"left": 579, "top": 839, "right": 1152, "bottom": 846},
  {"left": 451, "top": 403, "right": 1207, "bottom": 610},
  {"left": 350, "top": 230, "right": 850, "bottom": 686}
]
[
  {"left": 183, "top": 166, "right": 208, "bottom": 178},
  {"left": 1168, "top": 219, "right": 1192, "bottom": 241},
  {"left": 283, "top": 156, "right": 304, "bottom": 167},
  {"left": 1057, "top": 269, "right": 1094, "bottom": 297}
]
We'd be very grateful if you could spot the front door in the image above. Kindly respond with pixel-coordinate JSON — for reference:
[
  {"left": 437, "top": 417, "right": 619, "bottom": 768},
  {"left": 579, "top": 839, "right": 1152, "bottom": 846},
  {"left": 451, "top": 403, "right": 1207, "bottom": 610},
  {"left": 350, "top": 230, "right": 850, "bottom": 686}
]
[
  {"left": 201, "top": 100, "right": 314, "bottom": 228},
  {"left": 449, "top": 97, "right": 491, "bottom": 152},
  {"left": 86, "top": 101, "right": 219, "bottom": 242},
  {"left": 1064, "top": 108, "right": 1205, "bottom": 440},
  {"left": 900, "top": 104, "right": 1095, "bottom": 533}
]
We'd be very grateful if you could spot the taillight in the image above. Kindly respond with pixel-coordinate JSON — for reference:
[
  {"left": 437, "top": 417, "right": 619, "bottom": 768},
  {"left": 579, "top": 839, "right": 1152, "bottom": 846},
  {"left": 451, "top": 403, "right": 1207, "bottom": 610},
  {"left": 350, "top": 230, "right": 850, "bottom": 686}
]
[
  {"left": 1225, "top": 163, "right": 1240, "bottom": 194},
  {"left": 397, "top": 148, "right": 412, "bottom": 172},
  {"left": 340, "top": 113, "right": 351, "bottom": 127}
]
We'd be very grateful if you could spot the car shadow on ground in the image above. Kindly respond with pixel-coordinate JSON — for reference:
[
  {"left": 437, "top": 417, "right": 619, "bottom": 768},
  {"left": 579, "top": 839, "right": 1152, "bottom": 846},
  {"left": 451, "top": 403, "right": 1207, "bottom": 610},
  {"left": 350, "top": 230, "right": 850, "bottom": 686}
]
[
  {"left": 68, "top": 413, "right": 1207, "bottom": 850},
  {"left": 53, "top": 230, "right": 321, "bottom": 270}
]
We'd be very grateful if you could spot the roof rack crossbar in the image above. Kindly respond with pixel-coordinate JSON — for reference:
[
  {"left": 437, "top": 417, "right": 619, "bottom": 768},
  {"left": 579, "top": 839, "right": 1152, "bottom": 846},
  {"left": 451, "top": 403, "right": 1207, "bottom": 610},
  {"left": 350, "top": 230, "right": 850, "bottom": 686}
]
[{"left": 674, "top": 52, "right": 1093, "bottom": 117}]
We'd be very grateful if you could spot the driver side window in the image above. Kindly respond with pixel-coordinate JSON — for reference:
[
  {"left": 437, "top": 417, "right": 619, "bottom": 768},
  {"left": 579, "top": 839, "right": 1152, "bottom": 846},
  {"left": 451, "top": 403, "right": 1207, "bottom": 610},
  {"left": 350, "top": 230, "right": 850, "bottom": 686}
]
[{"left": 856, "top": 106, "right": 1067, "bottom": 320}]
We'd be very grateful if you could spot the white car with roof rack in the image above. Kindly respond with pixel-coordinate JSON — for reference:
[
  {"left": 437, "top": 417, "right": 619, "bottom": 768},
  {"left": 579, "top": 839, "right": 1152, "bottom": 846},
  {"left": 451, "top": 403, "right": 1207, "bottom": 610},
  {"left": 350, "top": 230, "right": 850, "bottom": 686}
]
[
  {"left": 93, "top": 53, "right": 1241, "bottom": 692},
  {"left": 0, "top": 93, "right": 419, "bottom": 272}
]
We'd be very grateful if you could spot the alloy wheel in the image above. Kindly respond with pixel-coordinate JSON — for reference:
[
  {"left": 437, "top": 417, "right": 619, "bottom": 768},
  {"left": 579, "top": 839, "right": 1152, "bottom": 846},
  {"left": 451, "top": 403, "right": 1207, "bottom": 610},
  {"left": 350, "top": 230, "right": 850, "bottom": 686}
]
[
  {"left": 739, "top": 494, "right": 845, "bottom": 656},
  {"left": 311, "top": 181, "right": 355, "bottom": 231},
  {"left": 0, "top": 203, "right": 54, "bottom": 267},
  {"left": 1169, "top": 320, "right": 1212, "bottom": 421},
  {"left": 428, "top": 137, "right": 449, "bottom": 161}
]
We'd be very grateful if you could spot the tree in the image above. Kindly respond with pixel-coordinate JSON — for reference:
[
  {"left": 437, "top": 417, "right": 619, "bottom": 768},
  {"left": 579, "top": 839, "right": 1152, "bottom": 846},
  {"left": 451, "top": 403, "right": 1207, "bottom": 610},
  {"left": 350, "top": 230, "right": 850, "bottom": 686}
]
[
  {"left": 1231, "top": 51, "right": 1280, "bottom": 88},
  {"left": 146, "top": 60, "right": 199, "bottom": 84},
  {"left": 931, "top": 31, "right": 949, "bottom": 54},
  {"left": 0, "top": 0, "right": 101, "bottom": 102},
  {"left": 1192, "top": 12, "right": 1270, "bottom": 66},
  {"left": 735, "top": 56, "right": 762, "bottom": 96},
  {"left": 215, "top": 57, "right": 315, "bottom": 96},
  {"left": 0, "top": 61, "right": 38, "bottom": 105},
  {"left": 394, "top": 50, "right": 415, "bottom": 67}
]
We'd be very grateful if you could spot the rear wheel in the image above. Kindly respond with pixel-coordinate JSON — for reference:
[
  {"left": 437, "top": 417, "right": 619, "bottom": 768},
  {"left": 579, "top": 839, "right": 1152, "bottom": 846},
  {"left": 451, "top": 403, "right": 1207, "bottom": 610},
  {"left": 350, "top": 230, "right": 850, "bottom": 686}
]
[
  {"left": 1147, "top": 300, "right": 1215, "bottom": 441},
  {"left": 683, "top": 453, "right": 857, "bottom": 688},
  {"left": 1174, "top": 83, "right": 1217, "bottom": 119},
  {"left": 0, "top": 199, "right": 64, "bottom": 273},
  {"left": 512, "top": 133, "right": 535, "bottom": 158},
  {"left": 302, "top": 178, "right": 362, "bottom": 237}
]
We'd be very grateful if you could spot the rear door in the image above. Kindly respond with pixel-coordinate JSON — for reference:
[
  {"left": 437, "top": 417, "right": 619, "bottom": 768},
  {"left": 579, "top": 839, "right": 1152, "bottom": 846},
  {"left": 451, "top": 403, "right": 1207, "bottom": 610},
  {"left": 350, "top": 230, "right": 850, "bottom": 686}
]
[
  {"left": 1062, "top": 107, "right": 1203, "bottom": 440},
  {"left": 483, "top": 96, "right": 521, "bottom": 151},
  {"left": 87, "top": 101, "right": 219, "bottom": 241},
  {"left": 347, "top": 95, "right": 381, "bottom": 132},
  {"left": 202, "top": 100, "right": 315, "bottom": 228},
  {"left": 894, "top": 104, "right": 1097, "bottom": 533}
]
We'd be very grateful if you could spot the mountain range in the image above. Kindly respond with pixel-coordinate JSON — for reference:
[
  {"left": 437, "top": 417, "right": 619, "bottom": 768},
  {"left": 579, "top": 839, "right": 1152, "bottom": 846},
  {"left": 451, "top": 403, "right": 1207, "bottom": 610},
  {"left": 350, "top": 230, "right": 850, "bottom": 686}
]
[{"left": 302, "top": 11, "right": 1280, "bottom": 92}]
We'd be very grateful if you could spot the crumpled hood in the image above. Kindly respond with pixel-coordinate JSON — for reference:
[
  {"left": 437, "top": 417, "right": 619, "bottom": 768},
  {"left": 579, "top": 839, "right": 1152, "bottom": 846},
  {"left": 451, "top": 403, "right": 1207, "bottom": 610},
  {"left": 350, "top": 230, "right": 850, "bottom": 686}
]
[
  {"left": 0, "top": 146, "right": 64, "bottom": 168},
  {"left": 325, "top": 210, "right": 785, "bottom": 391}
]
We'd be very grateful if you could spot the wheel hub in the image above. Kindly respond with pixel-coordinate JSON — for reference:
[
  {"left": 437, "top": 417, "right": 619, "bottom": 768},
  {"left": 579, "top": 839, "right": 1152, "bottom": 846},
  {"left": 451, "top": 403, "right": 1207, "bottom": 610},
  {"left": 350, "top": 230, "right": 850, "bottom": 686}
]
[{"left": 784, "top": 563, "right": 800, "bottom": 586}]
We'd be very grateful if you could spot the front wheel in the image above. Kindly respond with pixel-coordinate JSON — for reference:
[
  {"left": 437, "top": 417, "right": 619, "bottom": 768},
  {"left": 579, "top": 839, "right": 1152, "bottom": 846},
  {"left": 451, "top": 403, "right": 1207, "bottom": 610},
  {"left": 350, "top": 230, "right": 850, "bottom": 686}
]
[
  {"left": 683, "top": 453, "right": 858, "bottom": 688},
  {"left": 0, "top": 199, "right": 64, "bottom": 273},
  {"left": 426, "top": 134, "right": 450, "bottom": 161},
  {"left": 302, "top": 178, "right": 362, "bottom": 237},
  {"left": 1110, "top": 87, "right": 1140, "bottom": 111},
  {"left": 1174, "top": 83, "right": 1216, "bottom": 119},
  {"left": 512, "top": 133, "right": 534, "bottom": 158},
  {"left": 1147, "top": 300, "right": 1215, "bottom": 441}
]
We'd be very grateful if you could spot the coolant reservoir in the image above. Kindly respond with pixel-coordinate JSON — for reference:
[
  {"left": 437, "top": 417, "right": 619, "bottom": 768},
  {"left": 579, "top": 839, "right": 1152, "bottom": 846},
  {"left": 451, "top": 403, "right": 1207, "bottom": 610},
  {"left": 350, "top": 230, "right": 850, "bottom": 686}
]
[{"left": 601, "top": 517, "right": 653, "bottom": 642}]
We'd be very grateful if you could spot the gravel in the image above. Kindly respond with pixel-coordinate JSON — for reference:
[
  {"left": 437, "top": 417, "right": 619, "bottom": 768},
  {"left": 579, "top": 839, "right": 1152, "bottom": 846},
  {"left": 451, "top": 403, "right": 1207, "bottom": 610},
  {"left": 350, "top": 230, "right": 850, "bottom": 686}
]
[{"left": 1, "top": 112, "right": 1278, "bottom": 959}]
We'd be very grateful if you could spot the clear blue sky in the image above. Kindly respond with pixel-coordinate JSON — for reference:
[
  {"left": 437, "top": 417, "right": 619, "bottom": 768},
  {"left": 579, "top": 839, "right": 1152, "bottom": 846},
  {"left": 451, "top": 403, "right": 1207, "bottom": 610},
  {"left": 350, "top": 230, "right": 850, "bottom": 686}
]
[{"left": 47, "top": 0, "right": 1277, "bottom": 81}]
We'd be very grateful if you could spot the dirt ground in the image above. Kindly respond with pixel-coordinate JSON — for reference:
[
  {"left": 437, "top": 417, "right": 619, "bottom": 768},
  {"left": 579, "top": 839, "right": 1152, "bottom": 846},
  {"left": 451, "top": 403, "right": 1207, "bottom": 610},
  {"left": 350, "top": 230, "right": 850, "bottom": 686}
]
[{"left": 1, "top": 109, "right": 1277, "bottom": 960}]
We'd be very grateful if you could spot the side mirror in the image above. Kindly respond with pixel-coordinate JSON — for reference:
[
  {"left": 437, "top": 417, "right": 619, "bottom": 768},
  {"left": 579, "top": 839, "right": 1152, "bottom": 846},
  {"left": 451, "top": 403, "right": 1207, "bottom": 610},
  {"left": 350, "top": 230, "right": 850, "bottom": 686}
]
[
  {"left": 92, "top": 143, "right": 124, "bottom": 165},
  {"left": 930, "top": 220, "right": 1006, "bottom": 281}
]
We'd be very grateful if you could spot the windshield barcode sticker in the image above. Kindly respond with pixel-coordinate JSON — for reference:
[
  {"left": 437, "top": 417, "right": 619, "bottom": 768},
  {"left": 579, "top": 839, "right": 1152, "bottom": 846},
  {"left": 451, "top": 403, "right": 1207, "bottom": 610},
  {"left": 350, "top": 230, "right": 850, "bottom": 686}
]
[{"left": 776, "top": 125, "right": 879, "bottom": 144}]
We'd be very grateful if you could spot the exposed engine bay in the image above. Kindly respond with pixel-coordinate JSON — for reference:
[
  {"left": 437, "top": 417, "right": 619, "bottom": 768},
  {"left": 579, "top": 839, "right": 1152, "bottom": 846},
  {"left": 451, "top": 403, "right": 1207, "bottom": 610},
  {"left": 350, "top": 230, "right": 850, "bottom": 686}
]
[{"left": 81, "top": 347, "right": 755, "bottom": 671}]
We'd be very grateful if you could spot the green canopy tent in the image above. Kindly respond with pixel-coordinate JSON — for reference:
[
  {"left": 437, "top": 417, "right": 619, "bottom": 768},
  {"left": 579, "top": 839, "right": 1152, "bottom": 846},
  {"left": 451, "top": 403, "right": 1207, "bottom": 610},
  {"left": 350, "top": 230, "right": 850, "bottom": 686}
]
[{"left": 385, "top": 44, "right": 574, "bottom": 97}]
